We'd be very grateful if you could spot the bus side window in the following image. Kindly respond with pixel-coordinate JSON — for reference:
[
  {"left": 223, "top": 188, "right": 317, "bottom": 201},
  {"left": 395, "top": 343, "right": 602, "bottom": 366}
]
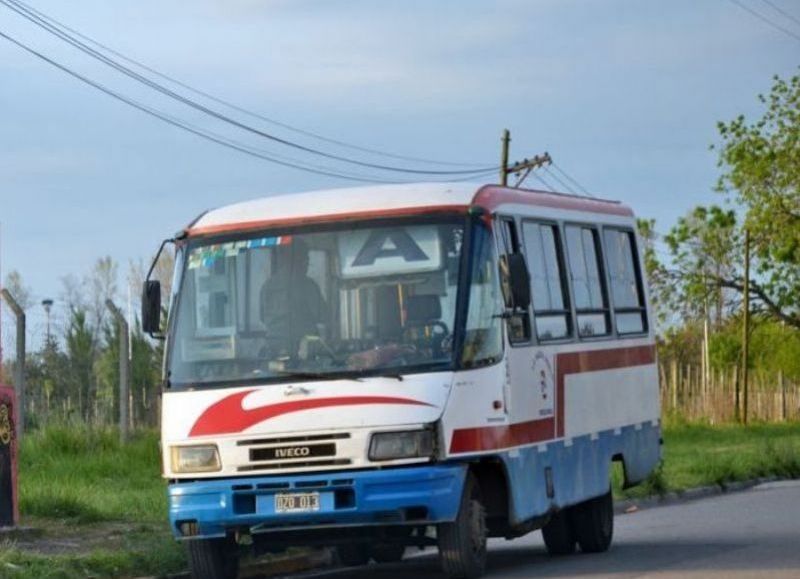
[
  {"left": 564, "top": 225, "right": 610, "bottom": 338},
  {"left": 603, "top": 229, "right": 648, "bottom": 334},
  {"left": 522, "top": 221, "right": 572, "bottom": 341},
  {"left": 496, "top": 217, "right": 531, "bottom": 344}
]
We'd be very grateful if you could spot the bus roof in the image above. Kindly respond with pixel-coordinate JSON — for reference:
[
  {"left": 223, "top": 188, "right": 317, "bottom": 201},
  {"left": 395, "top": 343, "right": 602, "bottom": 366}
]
[{"left": 187, "top": 182, "right": 633, "bottom": 237}]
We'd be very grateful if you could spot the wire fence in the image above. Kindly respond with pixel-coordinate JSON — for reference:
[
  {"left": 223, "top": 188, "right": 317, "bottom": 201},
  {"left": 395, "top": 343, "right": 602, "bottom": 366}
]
[{"left": 659, "top": 363, "right": 800, "bottom": 423}]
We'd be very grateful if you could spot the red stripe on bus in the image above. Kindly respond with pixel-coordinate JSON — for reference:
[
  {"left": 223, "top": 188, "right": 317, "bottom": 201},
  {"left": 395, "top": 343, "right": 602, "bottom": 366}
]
[
  {"left": 189, "top": 391, "right": 434, "bottom": 437},
  {"left": 449, "top": 344, "right": 655, "bottom": 453},
  {"left": 472, "top": 186, "right": 634, "bottom": 217},
  {"left": 188, "top": 205, "right": 469, "bottom": 237}
]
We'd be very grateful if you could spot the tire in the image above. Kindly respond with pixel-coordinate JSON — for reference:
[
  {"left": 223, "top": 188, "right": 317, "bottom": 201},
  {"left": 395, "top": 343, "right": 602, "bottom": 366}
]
[
  {"left": 186, "top": 536, "right": 239, "bottom": 579},
  {"left": 371, "top": 543, "right": 406, "bottom": 563},
  {"left": 438, "top": 473, "right": 487, "bottom": 579},
  {"left": 541, "top": 509, "right": 576, "bottom": 555},
  {"left": 337, "top": 544, "right": 371, "bottom": 566},
  {"left": 570, "top": 489, "right": 614, "bottom": 553}
]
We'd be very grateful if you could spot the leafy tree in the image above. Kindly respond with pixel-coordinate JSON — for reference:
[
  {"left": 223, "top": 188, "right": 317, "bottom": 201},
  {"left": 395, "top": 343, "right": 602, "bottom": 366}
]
[
  {"left": 713, "top": 72, "right": 800, "bottom": 329},
  {"left": 64, "top": 308, "right": 95, "bottom": 421}
]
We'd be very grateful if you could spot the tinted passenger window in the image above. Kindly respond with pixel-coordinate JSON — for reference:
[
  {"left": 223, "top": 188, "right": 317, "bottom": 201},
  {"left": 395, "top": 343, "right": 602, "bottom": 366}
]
[
  {"left": 496, "top": 218, "right": 531, "bottom": 344},
  {"left": 565, "top": 225, "right": 610, "bottom": 337},
  {"left": 522, "top": 222, "right": 571, "bottom": 340},
  {"left": 603, "top": 229, "right": 647, "bottom": 334}
]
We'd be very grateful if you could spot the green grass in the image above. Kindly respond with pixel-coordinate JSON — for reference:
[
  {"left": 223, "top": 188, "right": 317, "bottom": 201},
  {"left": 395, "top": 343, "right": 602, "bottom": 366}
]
[
  {"left": 19, "top": 426, "right": 166, "bottom": 524},
  {"left": 614, "top": 419, "right": 800, "bottom": 499},
  {"left": 7, "top": 420, "right": 800, "bottom": 577}
]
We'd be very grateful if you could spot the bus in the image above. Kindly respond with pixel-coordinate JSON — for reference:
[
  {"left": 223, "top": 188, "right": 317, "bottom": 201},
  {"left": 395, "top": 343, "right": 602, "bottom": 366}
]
[{"left": 142, "top": 182, "right": 660, "bottom": 579}]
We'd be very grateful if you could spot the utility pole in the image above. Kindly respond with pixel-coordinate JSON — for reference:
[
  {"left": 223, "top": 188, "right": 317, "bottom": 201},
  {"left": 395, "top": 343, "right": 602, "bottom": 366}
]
[
  {"left": 742, "top": 228, "right": 750, "bottom": 426},
  {"left": 498, "top": 129, "right": 552, "bottom": 188},
  {"left": 106, "top": 300, "right": 129, "bottom": 443},
  {"left": 1, "top": 289, "right": 25, "bottom": 440},
  {"left": 41, "top": 298, "right": 53, "bottom": 345},
  {"left": 500, "top": 129, "right": 511, "bottom": 186}
]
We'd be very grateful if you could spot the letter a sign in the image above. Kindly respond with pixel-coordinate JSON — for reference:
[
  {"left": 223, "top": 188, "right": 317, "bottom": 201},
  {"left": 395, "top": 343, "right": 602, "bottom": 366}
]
[{"left": 339, "top": 226, "right": 442, "bottom": 278}]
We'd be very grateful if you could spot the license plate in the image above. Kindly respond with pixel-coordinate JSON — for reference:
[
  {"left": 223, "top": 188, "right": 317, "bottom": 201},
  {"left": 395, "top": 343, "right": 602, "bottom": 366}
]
[{"left": 274, "top": 492, "right": 320, "bottom": 513}]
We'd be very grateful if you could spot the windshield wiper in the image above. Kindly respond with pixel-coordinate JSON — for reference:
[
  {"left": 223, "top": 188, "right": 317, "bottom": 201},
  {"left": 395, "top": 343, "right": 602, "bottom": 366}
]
[{"left": 271, "top": 370, "right": 363, "bottom": 382}]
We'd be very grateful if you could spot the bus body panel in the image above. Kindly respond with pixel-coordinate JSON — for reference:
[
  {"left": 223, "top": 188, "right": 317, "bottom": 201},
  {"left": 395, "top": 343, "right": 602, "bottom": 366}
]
[{"left": 160, "top": 183, "right": 661, "bottom": 545}]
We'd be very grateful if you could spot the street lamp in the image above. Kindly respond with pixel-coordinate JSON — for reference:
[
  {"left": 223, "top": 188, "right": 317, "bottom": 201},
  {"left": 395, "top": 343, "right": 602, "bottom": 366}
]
[{"left": 41, "top": 299, "right": 53, "bottom": 344}]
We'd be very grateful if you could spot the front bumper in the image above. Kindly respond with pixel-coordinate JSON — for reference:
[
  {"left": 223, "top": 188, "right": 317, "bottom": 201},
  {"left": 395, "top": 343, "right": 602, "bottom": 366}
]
[{"left": 168, "top": 463, "right": 467, "bottom": 539}]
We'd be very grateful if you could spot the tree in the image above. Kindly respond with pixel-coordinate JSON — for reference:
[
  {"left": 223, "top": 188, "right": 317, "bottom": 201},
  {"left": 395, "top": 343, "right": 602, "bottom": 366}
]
[
  {"left": 64, "top": 307, "right": 95, "bottom": 421},
  {"left": 665, "top": 72, "right": 800, "bottom": 330},
  {"left": 714, "top": 72, "right": 800, "bottom": 329},
  {"left": 2, "top": 270, "right": 33, "bottom": 311}
]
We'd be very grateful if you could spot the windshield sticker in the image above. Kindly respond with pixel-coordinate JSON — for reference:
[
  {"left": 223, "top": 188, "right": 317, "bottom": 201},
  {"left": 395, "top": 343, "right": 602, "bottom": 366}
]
[
  {"left": 338, "top": 226, "right": 442, "bottom": 279},
  {"left": 187, "top": 235, "right": 292, "bottom": 269}
]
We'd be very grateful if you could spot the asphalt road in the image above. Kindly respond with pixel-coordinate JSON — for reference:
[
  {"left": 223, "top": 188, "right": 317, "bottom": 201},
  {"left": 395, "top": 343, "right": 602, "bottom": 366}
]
[{"left": 282, "top": 480, "right": 800, "bottom": 579}]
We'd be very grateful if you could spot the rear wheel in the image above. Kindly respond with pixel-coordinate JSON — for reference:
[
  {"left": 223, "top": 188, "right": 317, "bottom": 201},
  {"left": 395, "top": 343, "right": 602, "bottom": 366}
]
[
  {"left": 438, "top": 473, "right": 487, "bottom": 579},
  {"left": 371, "top": 543, "right": 406, "bottom": 563},
  {"left": 570, "top": 489, "right": 614, "bottom": 553},
  {"left": 541, "top": 509, "right": 576, "bottom": 555},
  {"left": 186, "top": 536, "right": 239, "bottom": 579},
  {"left": 337, "top": 544, "right": 371, "bottom": 567}
]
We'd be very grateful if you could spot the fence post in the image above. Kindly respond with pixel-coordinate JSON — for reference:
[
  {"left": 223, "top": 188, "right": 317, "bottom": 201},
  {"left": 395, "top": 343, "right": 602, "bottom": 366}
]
[
  {"left": 780, "top": 370, "right": 786, "bottom": 422},
  {"left": 1, "top": 290, "right": 25, "bottom": 441},
  {"left": 105, "top": 300, "right": 129, "bottom": 443}
]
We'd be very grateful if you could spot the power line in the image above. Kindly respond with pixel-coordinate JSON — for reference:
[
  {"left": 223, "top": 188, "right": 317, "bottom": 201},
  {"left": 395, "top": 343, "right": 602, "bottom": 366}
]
[
  {"left": 542, "top": 166, "right": 576, "bottom": 194},
  {"left": 725, "top": 0, "right": 800, "bottom": 43},
  {"left": 0, "top": 28, "right": 406, "bottom": 184},
  {"left": 550, "top": 162, "right": 594, "bottom": 198},
  {"left": 758, "top": 0, "right": 800, "bottom": 28},
  {"left": 531, "top": 172, "right": 556, "bottom": 192},
  {"left": 8, "top": 0, "right": 485, "bottom": 169},
  {"left": 0, "top": 0, "right": 498, "bottom": 176}
]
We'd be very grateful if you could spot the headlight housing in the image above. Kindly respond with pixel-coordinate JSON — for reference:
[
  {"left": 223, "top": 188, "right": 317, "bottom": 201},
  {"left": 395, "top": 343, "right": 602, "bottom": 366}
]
[
  {"left": 369, "top": 429, "right": 435, "bottom": 461},
  {"left": 170, "top": 444, "right": 221, "bottom": 473}
]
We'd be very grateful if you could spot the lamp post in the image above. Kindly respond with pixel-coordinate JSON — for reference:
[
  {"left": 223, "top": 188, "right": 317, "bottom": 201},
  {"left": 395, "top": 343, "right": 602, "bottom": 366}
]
[{"left": 41, "top": 299, "right": 53, "bottom": 345}]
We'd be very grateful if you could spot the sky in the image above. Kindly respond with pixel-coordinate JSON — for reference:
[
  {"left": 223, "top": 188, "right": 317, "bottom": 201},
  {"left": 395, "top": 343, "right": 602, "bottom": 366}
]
[{"left": 0, "top": 0, "right": 798, "bottom": 348}]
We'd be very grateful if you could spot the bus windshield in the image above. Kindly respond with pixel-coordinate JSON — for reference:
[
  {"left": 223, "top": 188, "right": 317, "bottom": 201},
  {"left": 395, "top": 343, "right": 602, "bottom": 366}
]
[{"left": 167, "top": 218, "right": 467, "bottom": 387}]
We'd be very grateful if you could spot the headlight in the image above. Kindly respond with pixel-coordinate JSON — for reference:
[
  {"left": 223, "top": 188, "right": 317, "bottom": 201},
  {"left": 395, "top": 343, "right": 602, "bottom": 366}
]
[
  {"left": 369, "top": 429, "right": 434, "bottom": 461},
  {"left": 170, "top": 444, "right": 221, "bottom": 473}
]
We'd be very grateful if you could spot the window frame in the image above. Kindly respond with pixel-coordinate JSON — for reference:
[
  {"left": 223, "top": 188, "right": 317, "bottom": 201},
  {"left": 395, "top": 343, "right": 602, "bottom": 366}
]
[
  {"left": 495, "top": 215, "right": 532, "bottom": 346},
  {"left": 563, "top": 222, "right": 612, "bottom": 340},
  {"left": 520, "top": 219, "right": 573, "bottom": 343},
  {"left": 601, "top": 226, "right": 649, "bottom": 336}
]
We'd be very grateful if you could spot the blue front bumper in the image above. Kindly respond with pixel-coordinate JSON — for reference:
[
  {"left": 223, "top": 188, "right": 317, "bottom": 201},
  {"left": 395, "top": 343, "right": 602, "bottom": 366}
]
[{"left": 168, "top": 464, "right": 467, "bottom": 539}]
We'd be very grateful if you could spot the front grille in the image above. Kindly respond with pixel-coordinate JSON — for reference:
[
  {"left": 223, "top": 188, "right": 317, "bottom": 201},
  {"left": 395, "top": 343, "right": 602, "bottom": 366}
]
[
  {"left": 235, "top": 431, "right": 353, "bottom": 473},
  {"left": 237, "top": 432, "right": 350, "bottom": 446},
  {"left": 237, "top": 459, "right": 351, "bottom": 472}
]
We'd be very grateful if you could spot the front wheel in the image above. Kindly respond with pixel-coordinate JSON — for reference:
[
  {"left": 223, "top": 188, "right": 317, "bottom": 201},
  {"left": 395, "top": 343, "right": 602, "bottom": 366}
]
[
  {"left": 438, "top": 473, "right": 487, "bottom": 579},
  {"left": 186, "top": 536, "right": 239, "bottom": 579},
  {"left": 570, "top": 489, "right": 614, "bottom": 553}
]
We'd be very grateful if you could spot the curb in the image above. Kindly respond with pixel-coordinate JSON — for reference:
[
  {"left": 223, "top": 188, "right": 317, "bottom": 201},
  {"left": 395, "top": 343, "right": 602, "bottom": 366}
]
[
  {"left": 614, "top": 475, "right": 787, "bottom": 515},
  {"left": 158, "top": 548, "right": 333, "bottom": 579}
]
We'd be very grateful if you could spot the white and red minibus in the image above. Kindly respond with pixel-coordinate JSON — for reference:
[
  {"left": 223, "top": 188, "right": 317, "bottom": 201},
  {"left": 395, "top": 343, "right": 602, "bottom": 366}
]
[{"left": 142, "top": 182, "right": 660, "bottom": 579}]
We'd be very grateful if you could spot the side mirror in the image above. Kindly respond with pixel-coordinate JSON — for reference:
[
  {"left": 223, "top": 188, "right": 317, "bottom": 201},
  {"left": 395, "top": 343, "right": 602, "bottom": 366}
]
[
  {"left": 500, "top": 253, "right": 531, "bottom": 310},
  {"left": 142, "top": 280, "right": 162, "bottom": 334}
]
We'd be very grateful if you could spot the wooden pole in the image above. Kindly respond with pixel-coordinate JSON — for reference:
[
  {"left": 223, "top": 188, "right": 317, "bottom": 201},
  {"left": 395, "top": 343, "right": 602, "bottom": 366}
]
[
  {"left": 742, "top": 228, "right": 750, "bottom": 425},
  {"left": 500, "top": 129, "right": 510, "bottom": 186}
]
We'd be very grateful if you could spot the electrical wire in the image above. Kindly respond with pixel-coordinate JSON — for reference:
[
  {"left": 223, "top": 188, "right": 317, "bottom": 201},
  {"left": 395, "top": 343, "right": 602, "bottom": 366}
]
[
  {"left": 550, "top": 162, "right": 595, "bottom": 198},
  {"left": 8, "top": 0, "right": 486, "bottom": 169},
  {"left": 531, "top": 172, "right": 556, "bottom": 192},
  {"left": 725, "top": 0, "right": 800, "bottom": 43},
  {"left": 543, "top": 166, "right": 575, "bottom": 194},
  {"left": 758, "top": 0, "right": 800, "bottom": 28},
  {"left": 0, "top": 0, "right": 499, "bottom": 176},
  {"left": 0, "top": 28, "right": 409, "bottom": 184}
]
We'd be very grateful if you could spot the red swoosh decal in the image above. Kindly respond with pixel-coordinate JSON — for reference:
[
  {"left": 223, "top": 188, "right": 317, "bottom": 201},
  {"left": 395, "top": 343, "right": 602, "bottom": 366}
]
[{"left": 189, "top": 389, "right": 434, "bottom": 437}]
